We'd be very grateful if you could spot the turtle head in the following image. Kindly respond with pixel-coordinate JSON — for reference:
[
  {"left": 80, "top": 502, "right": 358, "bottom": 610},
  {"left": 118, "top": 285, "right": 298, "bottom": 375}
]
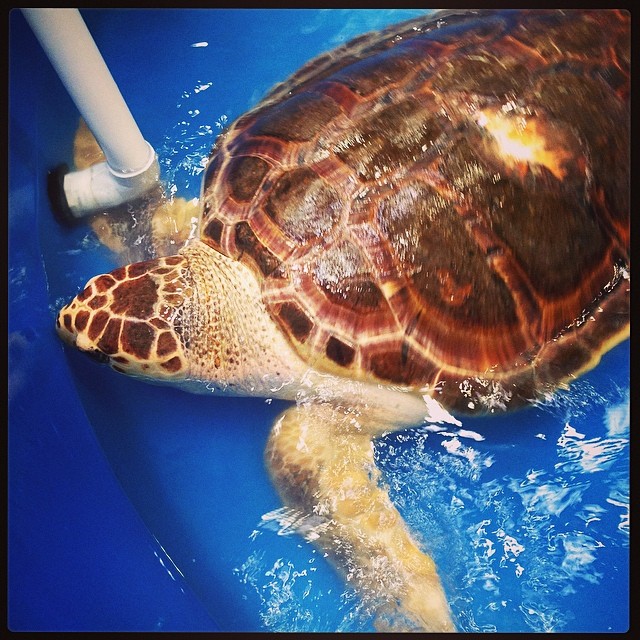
[
  {"left": 58, "top": 241, "right": 310, "bottom": 398},
  {"left": 56, "top": 254, "right": 194, "bottom": 381}
]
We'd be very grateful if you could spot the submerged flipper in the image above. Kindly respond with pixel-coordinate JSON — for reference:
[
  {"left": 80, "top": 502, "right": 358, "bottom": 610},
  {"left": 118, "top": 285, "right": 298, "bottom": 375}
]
[
  {"left": 70, "top": 118, "right": 197, "bottom": 261},
  {"left": 265, "top": 403, "right": 455, "bottom": 632}
]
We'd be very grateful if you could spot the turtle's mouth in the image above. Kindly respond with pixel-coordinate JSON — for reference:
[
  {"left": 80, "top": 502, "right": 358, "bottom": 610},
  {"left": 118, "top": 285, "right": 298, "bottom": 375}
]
[
  {"left": 83, "top": 347, "right": 112, "bottom": 364},
  {"left": 56, "top": 255, "right": 192, "bottom": 381}
]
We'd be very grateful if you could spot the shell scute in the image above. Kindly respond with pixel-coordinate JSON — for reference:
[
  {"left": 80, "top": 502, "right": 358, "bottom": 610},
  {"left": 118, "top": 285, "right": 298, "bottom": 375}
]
[
  {"left": 265, "top": 168, "right": 343, "bottom": 244},
  {"left": 325, "top": 336, "right": 356, "bottom": 368},
  {"left": 335, "top": 96, "right": 445, "bottom": 182},
  {"left": 234, "top": 221, "right": 282, "bottom": 277},
  {"left": 328, "top": 47, "right": 416, "bottom": 97},
  {"left": 203, "top": 217, "right": 224, "bottom": 247},
  {"left": 276, "top": 302, "right": 314, "bottom": 344},
  {"left": 226, "top": 156, "right": 271, "bottom": 202},
  {"left": 312, "top": 239, "right": 384, "bottom": 313},
  {"left": 249, "top": 91, "right": 343, "bottom": 142}
]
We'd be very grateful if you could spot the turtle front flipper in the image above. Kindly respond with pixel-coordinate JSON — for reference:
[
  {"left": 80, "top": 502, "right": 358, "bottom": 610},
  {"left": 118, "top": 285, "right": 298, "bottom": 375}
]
[{"left": 265, "top": 403, "right": 455, "bottom": 632}]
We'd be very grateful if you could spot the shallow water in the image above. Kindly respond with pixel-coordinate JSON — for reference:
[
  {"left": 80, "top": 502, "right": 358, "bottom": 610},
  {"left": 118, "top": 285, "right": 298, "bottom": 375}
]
[{"left": 9, "top": 8, "right": 629, "bottom": 632}]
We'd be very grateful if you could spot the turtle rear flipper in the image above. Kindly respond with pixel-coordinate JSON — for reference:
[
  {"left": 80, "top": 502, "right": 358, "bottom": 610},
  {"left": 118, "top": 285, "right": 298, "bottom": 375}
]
[{"left": 266, "top": 403, "right": 455, "bottom": 632}]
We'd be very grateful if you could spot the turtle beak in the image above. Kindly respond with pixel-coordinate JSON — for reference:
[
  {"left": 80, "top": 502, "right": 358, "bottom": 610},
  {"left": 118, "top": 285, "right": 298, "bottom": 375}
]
[{"left": 56, "top": 256, "right": 191, "bottom": 380}]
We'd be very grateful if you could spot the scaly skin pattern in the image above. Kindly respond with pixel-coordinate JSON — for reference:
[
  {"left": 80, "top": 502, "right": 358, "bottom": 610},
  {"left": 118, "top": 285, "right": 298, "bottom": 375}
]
[{"left": 57, "top": 8, "right": 630, "bottom": 632}]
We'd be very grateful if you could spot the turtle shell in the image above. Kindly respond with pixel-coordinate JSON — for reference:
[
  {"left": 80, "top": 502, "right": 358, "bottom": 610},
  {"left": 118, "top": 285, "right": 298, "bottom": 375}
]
[{"left": 199, "top": 9, "right": 630, "bottom": 411}]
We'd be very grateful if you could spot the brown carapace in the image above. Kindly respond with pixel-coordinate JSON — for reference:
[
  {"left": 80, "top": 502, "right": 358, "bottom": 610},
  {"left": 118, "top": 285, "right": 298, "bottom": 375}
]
[
  {"left": 194, "top": 8, "right": 629, "bottom": 411},
  {"left": 58, "top": 9, "right": 629, "bottom": 412}
]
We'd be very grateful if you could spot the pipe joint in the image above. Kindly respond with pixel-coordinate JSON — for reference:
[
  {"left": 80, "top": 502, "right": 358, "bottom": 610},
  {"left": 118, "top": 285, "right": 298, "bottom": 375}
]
[
  {"left": 49, "top": 151, "right": 160, "bottom": 223},
  {"left": 24, "top": 8, "right": 162, "bottom": 223}
]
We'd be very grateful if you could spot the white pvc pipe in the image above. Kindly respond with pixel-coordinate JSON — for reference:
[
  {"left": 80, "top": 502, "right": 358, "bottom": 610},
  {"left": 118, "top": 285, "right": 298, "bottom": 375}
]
[{"left": 23, "top": 8, "right": 160, "bottom": 219}]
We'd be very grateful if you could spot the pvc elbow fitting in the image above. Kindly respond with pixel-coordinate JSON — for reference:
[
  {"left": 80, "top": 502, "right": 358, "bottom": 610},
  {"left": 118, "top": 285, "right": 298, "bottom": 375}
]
[
  {"left": 49, "top": 143, "right": 160, "bottom": 223},
  {"left": 24, "top": 8, "right": 162, "bottom": 223}
]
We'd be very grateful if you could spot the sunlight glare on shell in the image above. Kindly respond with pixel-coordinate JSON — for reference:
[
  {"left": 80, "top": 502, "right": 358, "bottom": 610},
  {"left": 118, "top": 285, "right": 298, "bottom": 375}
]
[{"left": 475, "top": 110, "right": 569, "bottom": 180}]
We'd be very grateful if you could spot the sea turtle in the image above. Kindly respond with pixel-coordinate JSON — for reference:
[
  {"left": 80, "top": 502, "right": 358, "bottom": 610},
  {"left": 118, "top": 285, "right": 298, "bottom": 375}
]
[{"left": 56, "top": 9, "right": 630, "bottom": 632}]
